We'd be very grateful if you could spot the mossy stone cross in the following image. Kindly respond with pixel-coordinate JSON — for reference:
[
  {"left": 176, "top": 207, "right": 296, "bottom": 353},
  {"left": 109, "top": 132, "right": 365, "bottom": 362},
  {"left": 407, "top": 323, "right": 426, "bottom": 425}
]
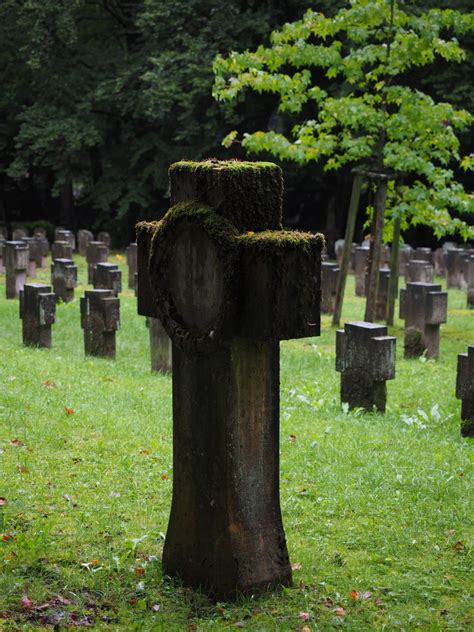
[{"left": 137, "top": 160, "right": 323, "bottom": 597}]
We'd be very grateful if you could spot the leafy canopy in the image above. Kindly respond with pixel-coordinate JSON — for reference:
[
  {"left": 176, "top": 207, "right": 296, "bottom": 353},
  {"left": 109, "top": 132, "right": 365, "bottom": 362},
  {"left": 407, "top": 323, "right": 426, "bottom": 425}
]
[{"left": 213, "top": 0, "right": 474, "bottom": 239}]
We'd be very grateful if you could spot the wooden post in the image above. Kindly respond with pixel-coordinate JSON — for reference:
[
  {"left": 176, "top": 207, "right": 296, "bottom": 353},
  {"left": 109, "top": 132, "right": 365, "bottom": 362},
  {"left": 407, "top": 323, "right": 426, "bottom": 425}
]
[
  {"left": 332, "top": 174, "right": 363, "bottom": 327},
  {"left": 364, "top": 177, "right": 388, "bottom": 322},
  {"left": 386, "top": 213, "right": 401, "bottom": 325}
]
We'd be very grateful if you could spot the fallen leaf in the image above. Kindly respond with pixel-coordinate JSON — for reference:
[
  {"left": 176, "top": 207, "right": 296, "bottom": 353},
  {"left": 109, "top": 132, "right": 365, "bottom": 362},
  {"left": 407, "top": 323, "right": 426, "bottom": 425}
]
[
  {"left": 17, "top": 466, "right": 30, "bottom": 474},
  {"left": 10, "top": 439, "right": 23, "bottom": 447},
  {"left": 299, "top": 578, "right": 304, "bottom": 591},
  {"left": 89, "top": 559, "right": 100, "bottom": 567},
  {"left": 361, "top": 591, "right": 373, "bottom": 600},
  {"left": 0, "top": 498, "right": 6, "bottom": 506},
  {"left": 42, "top": 380, "right": 56, "bottom": 389},
  {"left": 246, "top": 231, "right": 255, "bottom": 236},
  {"left": 291, "top": 562, "right": 302, "bottom": 571},
  {"left": 161, "top": 474, "right": 168, "bottom": 481},
  {"left": 335, "top": 607, "right": 346, "bottom": 617},
  {"left": 21, "top": 595, "right": 33, "bottom": 609},
  {"left": 134, "top": 567, "right": 145, "bottom": 576},
  {"left": 299, "top": 612, "right": 310, "bottom": 621},
  {"left": 64, "top": 406, "right": 75, "bottom": 416},
  {"left": 452, "top": 541, "right": 464, "bottom": 551},
  {"left": 2, "top": 534, "right": 11, "bottom": 541},
  {"left": 350, "top": 590, "right": 359, "bottom": 600},
  {"left": 289, "top": 434, "right": 297, "bottom": 442},
  {"left": 139, "top": 449, "right": 150, "bottom": 456}
]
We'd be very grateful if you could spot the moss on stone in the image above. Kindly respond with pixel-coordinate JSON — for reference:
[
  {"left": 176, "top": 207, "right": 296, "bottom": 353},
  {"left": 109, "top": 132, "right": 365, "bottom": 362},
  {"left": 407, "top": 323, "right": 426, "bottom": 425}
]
[{"left": 238, "top": 229, "right": 325, "bottom": 257}]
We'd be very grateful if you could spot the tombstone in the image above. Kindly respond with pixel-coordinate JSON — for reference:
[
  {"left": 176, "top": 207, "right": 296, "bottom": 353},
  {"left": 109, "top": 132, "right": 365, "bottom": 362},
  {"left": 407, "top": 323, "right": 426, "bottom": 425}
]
[
  {"left": 136, "top": 159, "right": 322, "bottom": 597},
  {"left": 147, "top": 317, "right": 172, "bottom": 372},
  {"left": 55, "top": 229, "right": 76, "bottom": 251},
  {"left": 446, "top": 248, "right": 465, "bottom": 289},
  {"left": 321, "top": 262, "right": 339, "bottom": 314},
  {"left": 399, "top": 282, "right": 447, "bottom": 359},
  {"left": 456, "top": 346, "right": 474, "bottom": 437},
  {"left": 365, "top": 267, "right": 390, "bottom": 321},
  {"left": 12, "top": 228, "right": 28, "bottom": 241},
  {"left": 405, "top": 259, "right": 434, "bottom": 283},
  {"left": 5, "top": 241, "right": 29, "bottom": 299},
  {"left": 0, "top": 236, "right": 5, "bottom": 274},
  {"left": 52, "top": 258, "right": 77, "bottom": 303},
  {"left": 126, "top": 243, "right": 138, "bottom": 290},
  {"left": 86, "top": 241, "right": 108, "bottom": 284},
  {"left": 33, "top": 227, "right": 47, "bottom": 239},
  {"left": 334, "top": 239, "right": 345, "bottom": 265},
  {"left": 466, "top": 256, "right": 474, "bottom": 309},
  {"left": 97, "top": 231, "right": 111, "bottom": 249},
  {"left": 19, "top": 283, "right": 56, "bottom": 348},
  {"left": 52, "top": 241, "right": 73, "bottom": 261},
  {"left": 336, "top": 321, "right": 395, "bottom": 412},
  {"left": 93, "top": 262, "right": 122, "bottom": 296},
  {"left": 434, "top": 248, "right": 446, "bottom": 277},
  {"left": 80, "top": 289, "right": 120, "bottom": 358},
  {"left": 34, "top": 236, "right": 49, "bottom": 268},
  {"left": 77, "top": 229, "right": 94, "bottom": 256},
  {"left": 354, "top": 246, "right": 370, "bottom": 297},
  {"left": 399, "top": 244, "right": 413, "bottom": 276},
  {"left": 19, "top": 237, "right": 40, "bottom": 277},
  {"left": 382, "top": 244, "right": 391, "bottom": 267},
  {"left": 412, "top": 247, "right": 433, "bottom": 264}
]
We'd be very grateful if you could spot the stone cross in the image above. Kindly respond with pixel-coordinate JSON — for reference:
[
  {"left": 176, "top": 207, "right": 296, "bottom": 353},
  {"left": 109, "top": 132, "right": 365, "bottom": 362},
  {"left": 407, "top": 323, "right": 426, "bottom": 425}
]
[
  {"left": 354, "top": 245, "right": 370, "bottom": 297},
  {"left": 34, "top": 235, "right": 49, "bottom": 268},
  {"left": 52, "top": 258, "right": 77, "bottom": 302},
  {"left": 19, "top": 283, "right": 56, "bottom": 348},
  {"left": 93, "top": 262, "right": 122, "bottom": 296},
  {"left": 97, "top": 231, "right": 111, "bottom": 249},
  {"left": 321, "top": 262, "right": 339, "bottom": 313},
  {"left": 5, "top": 241, "right": 29, "bottom": 299},
  {"left": 446, "top": 248, "right": 465, "bottom": 289},
  {"left": 399, "top": 282, "right": 447, "bottom": 358},
  {"left": 80, "top": 289, "right": 120, "bottom": 358},
  {"left": 86, "top": 241, "right": 108, "bottom": 283},
  {"left": 77, "top": 229, "right": 94, "bottom": 256},
  {"left": 466, "top": 256, "right": 474, "bottom": 309},
  {"left": 136, "top": 159, "right": 322, "bottom": 597},
  {"left": 52, "top": 241, "right": 73, "bottom": 261},
  {"left": 405, "top": 259, "right": 434, "bottom": 283},
  {"left": 126, "top": 243, "right": 138, "bottom": 290},
  {"left": 456, "top": 346, "right": 474, "bottom": 437},
  {"left": 55, "top": 229, "right": 76, "bottom": 251},
  {"left": 336, "top": 321, "right": 396, "bottom": 412}
]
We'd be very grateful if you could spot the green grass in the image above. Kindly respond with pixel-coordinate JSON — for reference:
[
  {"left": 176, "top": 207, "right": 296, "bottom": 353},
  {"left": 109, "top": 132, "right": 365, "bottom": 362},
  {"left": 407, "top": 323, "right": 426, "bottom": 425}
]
[{"left": 0, "top": 255, "right": 472, "bottom": 631}]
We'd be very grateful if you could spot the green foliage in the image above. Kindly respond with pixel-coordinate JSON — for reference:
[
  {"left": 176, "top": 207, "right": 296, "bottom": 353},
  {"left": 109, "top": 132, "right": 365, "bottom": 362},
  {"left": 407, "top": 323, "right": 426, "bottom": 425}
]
[{"left": 214, "top": 0, "right": 474, "bottom": 239}]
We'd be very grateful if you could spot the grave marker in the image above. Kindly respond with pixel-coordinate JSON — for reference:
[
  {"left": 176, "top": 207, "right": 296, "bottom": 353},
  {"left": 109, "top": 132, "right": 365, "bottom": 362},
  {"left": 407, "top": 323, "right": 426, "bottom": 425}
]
[
  {"left": 399, "top": 282, "right": 447, "bottom": 358},
  {"left": 19, "top": 283, "right": 56, "bottom": 348},
  {"left": 5, "top": 241, "right": 28, "bottom": 298},
  {"left": 466, "top": 256, "right": 474, "bottom": 309},
  {"left": 55, "top": 229, "right": 76, "bottom": 251},
  {"left": 147, "top": 317, "right": 172, "bottom": 372},
  {"left": 126, "top": 243, "right": 138, "bottom": 290},
  {"left": 93, "top": 262, "right": 122, "bottom": 296},
  {"left": 354, "top": 246, "right": 370, "bottom": 297},
  {"left": 456, "top": 346, "right": 474, "bottom": 437},
  {"left": 321, "top": 262, "right": 339, "bottom": 313},
  {"left": 77, "top": 229, "right": 94, "bottom": 256},
  {"left": 406, "top": 259, "right": 434, "bottom": 284},
  {"left": 52, "top": 258, "right": 77, "bottom": 302},
  {"left": 446, "top": 248, "right": 465, "bottom": 289},
  {"left": 86, "top": 241, "right": 108, "bottom": 283},
  {"left": 52, "top": 241, "right": 73, "bottom": 261},
  {"left": 80, "top": 289, "right": 120, "bottom": 358},
  {"left": 97, "top": 231, "right": 111, "bottom": 249}
]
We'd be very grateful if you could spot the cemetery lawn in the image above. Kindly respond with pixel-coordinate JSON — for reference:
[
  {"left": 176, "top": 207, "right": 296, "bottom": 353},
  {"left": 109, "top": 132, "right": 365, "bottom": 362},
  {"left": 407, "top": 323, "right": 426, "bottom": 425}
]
[{"left": 0, "top": 254, "right": 473, "bottom": 632}]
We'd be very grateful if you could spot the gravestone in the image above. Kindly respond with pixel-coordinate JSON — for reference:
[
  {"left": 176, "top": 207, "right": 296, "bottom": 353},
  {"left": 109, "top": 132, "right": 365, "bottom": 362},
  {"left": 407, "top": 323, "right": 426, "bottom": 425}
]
[
  {"left": 5, "top": 241, "right": 28, "bottom": 298},
  {"left": 456, "top": 346, "right": 474, "bottom": 437},
  {"left": 56, "top": 229, "right": 75, "bottom": 251},
  {"left": 97, "top": 231, "right": 111, "bottom": 249},
  {"left": 19, "top": 283, "right": 56, "bottom": 348},
  {"left": 21, "top": 237, "right": 42, "bottom": 276},
  {"left": 77, "top": 229, "right": 94, "bottom": 256},
  {"left": 126, "top": 243, "right": 138, "bottom": 290},
  {"left": 86, "top": 241, "right": 108, "bottom": 283},
  {"left": 33, "top": 227, "right": 47, "bottom": 239},
  {"left": 399, "top": 244, "right": 413, "bottom": 276},
  {"left": 434, "top": 248, "right": 446, "bottom": 276},
  {"left": 336, "top": 321, "right": 395, "bottom": 412},
  {"left": 321, "top": 262, "right": 339, "bottom": 313},
  {"left": 136, "top": 159, "right": 322, "bottom": 597},
  {"left": 399, "top": 282, "right": 447, "bottom": 358},
  {"left": 12, "top": 228, "right": 28, "bottom": 241},
  {"left": 52, "top": 258, "right": 77, "bottom": 302},
  {"left": 446, "top": 248, "right": 465, "bottom": 289},
  {"left": 365, "top": 267, "right": 390, "bottom": 321},
  {"left": 147, "top": 317, "right": 172, "bottom": 372},
  {"left": 412, "top": 247, "right": 432, "bottom": 264},
  {"left": 354, "top": 246, "right": 370, "bottom": 297},
  {"left": 80, "top": 289, "right": 120, "bottom": 358},
  {"left": 466, "top": 256, "right": 474, "bottom": 309},
  {"left": 34, "top": 235, "right": 49, "bottom": 267},
  {"left": 54, "top": 226, "right": 65, "bottom": 240},
  {"left": 52, "top": 241, "right": 73, "bottom": 261},
  {"left": 406, "top": 259, "right": 434, "bottom": 283},
  {"left": 93, "top": 262, "right": 122, "bottom": 296}
]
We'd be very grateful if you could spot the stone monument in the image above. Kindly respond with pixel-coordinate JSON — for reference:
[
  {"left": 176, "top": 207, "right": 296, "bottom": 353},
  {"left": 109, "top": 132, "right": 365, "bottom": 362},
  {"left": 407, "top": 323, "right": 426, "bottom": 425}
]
[
  {"left": 80, "top": 289, "right": 120, "bottom": 358},
  {"left": 456, "top": 346, "right": 474, "bottom": 437},
  {"left": 5, "top": 241, "right": 29, "bottom": 299},
  {"left": 399, "top": 282, "right": 447, "bottom": 358},
  {"left": 19, "top": 283, "right": 56, "bottom": 348},
  {"left": 52, "top": 258, "right": 77, "bottom": 302}
]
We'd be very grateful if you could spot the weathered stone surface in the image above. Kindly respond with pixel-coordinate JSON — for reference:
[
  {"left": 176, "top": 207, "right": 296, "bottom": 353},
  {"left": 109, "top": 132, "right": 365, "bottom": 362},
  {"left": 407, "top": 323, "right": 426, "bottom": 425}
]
[
  {"left": 321, "top": 262, "right": 339, "bottom": 314},
  {"left": 55, "top": 229, "right": 76, "bottom": 251},
  {"left": 399, "top": 244, "right": 413, "bottom": 276},
  {"left": 33, "top": 227, "right": 47, "bottom": 238},
  {"left": 52, "top": 241, "right": 73, "bottom": 261},
  {"left": 136, "top": 159, "right": 323, "bottom": 597},
  {"left": 33, "top": 236, "right": 49, "bottom": 267},
  {"left": 86, "top": 241, "right": 108, "bottom": 284},
  {"left": 466, "top": 256, "right": 474, "bottom": 309},
  {"left": 97, "top": 231, "right": 112, "bottom": 249},
  {"left": 399, "top": 282, "right": 447, "bottom": 358},
  {"left": 434, "top": 248, "right": 446, "bottom": 276},
  {"left": 406, "top": 259, "right": 434, "bottom": 283},
  {"left": 19, "top": 283, "right": 56, "bottom": 348},
  {"left": 365, "top": 267, "right": 391, "bottom": 321},
  {"left": 147, "top": 316, "right": 172, "bottom": 372},
  {"left": 12, "top": 228, "right": 28, "bottom": 240},
  {"left": 52, "top": 258, "right": 77, "bottom": 302},
  {"left": 456, "top": 346, "right": 474, "bottom": 437},
  {"left": 77, "top": 229, "right": 94, "bottom": 256},
  {"left": 126, "top": 243, "right": 138, "bottom": 290},
  {"left": 412, "top": 247, "right": 433, "bottom": 264},
  {"left": 93, "top": 262, "right": 122, "bottom": 296},
  {"left": 80, "top": 289, "right": 120, "bottom": 358},
  {"left": 354, "top": 246, "right": 370, "bottom": 297},
  {"left": 336, "top": 321, "right": 395, "bottom": 412},
  {"left": 20, "top": 237, "right": 41, "bottom": 276},
  {"left": 5, "top": 241, "right": 28, "bottom": 299},
  {"left": 446, "top": 248, "right": 465, "bottom": 289}
]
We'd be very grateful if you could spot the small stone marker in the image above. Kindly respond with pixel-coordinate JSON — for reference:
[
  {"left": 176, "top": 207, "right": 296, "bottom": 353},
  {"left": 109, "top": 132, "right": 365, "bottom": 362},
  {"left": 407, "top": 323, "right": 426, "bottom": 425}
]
[
  {"left": 52, "top": 258, "right": 77, "bottom": 302},
  {"left": 354, "top": 246, "right": 370, "bottom": 297},
  {"left": 86, "top": 241, "right": 108, "bottom": 283},
  {"left": 321, "top": 262, "right": 339, "bottom": 313},
  {"left": 399, "top": 282, "right": 447, "bottom": 358},
  {"left": 446, "top": 248, "right": 465, "bottom": 289},
  {"left": 93, "top": 262, "right": 122, "bottom": 296},
  {"left": 412, "top": 247, "right": 433, "bottom": 264},
  {"left": 52, "top": 241, "right": 73, "bottom": 261},
  {"left": 136, "top": 159, "right": 322, "bottom": 597},
  {"left": 12, "top": 228, "right": 28, "bottom": 240},
  {"left": 19, "top": 283, "right": 56, "bottom": 348},
  {"left": 456, "top": 346, "right": 474, "bottom": 437},
  {"left": 80, "top": 289, "right": 120, "bottom": 358},
  {"left": 20, "top": 237, "right": 40, "bottom": 276},
  {"left": 55, "top": 229, "right": 76, "bottom": 251},
  {"left": 434, "top": 248, "right": 446, "bottom": 276},
  {"left": 406, "top": 259, "right": 434, "bottom": 283},
  {"left": 466, "top": 257, "right": 474, "bottom": 308},
  {"left": 97, "top": 231, "right": 111, "bottom": 249},
  {"left": 34, "top": 235, "right": 49, "bottom": 267},
  {"left": 126, "top": 243, "right": 138, "bottom": 290},
  {"left": 33, "top": 227, "right": 47, "bottom": 239},
  {"left": 365, "top": 267, "right": 390, "bottom": 321},
  {"left": 336, "top": 321, "right": 396, "bottom": 412},
  {"left": 147, "top": 317, "right": 172, "bottom": 372},
  {"left": 5, "top": 241, "right": 29, "bottom": 299},
  {"left": 399, "top": 244, "right": 413, "bottom": 276},
  {"left": 77, "top": 229, "right": 94, "bottom": 256}
]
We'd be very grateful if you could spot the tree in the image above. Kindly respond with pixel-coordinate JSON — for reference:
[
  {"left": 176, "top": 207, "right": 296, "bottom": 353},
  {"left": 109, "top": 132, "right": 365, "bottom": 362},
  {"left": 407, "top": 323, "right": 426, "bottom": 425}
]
[{"left": 213, "top": 0, "right": 474, "bottom": 321}]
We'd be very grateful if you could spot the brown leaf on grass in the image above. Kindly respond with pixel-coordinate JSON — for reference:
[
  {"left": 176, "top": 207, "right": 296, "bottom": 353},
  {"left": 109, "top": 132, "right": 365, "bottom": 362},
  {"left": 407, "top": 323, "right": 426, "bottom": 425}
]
[
  {"left": 289, "top": 434, "right": 297, "bottom": 442},
  {"left": 2, "top": 533, "right": 12, "bottom": 541},
  {"left": 21, "top": 595, "right": 33, "bottom": 609},
  {"left": 42, "top": 380, "right": 56, "bottom": 389},
  {"left": 299, "top": 578, "right": 304, "bottom": 591},
  {"left": 291, "top": 562, "right": 302, "bottom": 571},
  {"left": 350, "top": 590, "right": 359, "bottom": 600},
  {"left": 334, "top": 607, "right": 346, "bottom": 617},
  {"left": 16, "top": 466, "right": 29, "bottom": 474},
  {"left": 139, "top": 449, "right": 150, "bottom": 456},
  {"left": 0, "top": 497, "right": 7, "bottom": 506},
  {"left": 161, "top": 474, "right": 168, "bottom": 481},
  {"left": 452, "top": 541, "right": 464, "bottom": 551},
  {"left": 10, "top": 439, "right": 23, "bottom": 447},
  {"left": 134, "top": 567, "right": 145, "bottom": 577},
  {"left": 64, "top": 406, "right": 75, "bottom": 416}
]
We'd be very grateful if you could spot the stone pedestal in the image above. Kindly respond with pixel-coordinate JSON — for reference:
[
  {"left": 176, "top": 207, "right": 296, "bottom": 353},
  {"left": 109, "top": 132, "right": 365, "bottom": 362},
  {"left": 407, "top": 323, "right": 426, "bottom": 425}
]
[
  {"left": 55, "top": 229, "right": 76, "bottom": 251},
  {"left": 86, "top": 241, "right": 108, "bottom": 283},
  {"left": 446, "top": 249, "right": 465, "bottom": 289},
  {"left": 97, "top": 231, "right": 111, "bottom": 249},
  {"left": 77, "top": 229, "right": 94, "bottom": 256},
  {"left": 456, "top": 346, "right": 474, "bottom": 437},
  {"left": 399, "top": 282, "right": 447, "bottom": 358},
  {"left": 52, "top": 258, "right": 77, "bottom": 302},
  {"left": 93, "top": 262, "right": 122, "bottom": 296},
  {"left": 52, "top": 241, "right": 73, "bottom": 260},
  {"left": 406, "top": 259, "right": 434, "bottom": 283},
  {"left": 5, "top": 241, "right": 28, "bottom": 299},
  {"left": 80, "top": 289, "right": 120, "bottom": 358},
  {"left": 354, "top": 246, "right": 370, "bottom": 297},
  {"left": 126, "top": 243, "right": 138, "bottom": 290},
  {"left": 321, "top": 262, "right": 339, "bottom": 313},
  {"left": 336, "top": 321, "right": 395, "bottom": 412},
  {"left": 137, "top": 159, "right": 322, "bottom": 597},
  {"left": 19, "top": 283, "right": 56, "bottom": 348},
  {"left": 147, "top": 317, "right": 172, "bottom": 372}
]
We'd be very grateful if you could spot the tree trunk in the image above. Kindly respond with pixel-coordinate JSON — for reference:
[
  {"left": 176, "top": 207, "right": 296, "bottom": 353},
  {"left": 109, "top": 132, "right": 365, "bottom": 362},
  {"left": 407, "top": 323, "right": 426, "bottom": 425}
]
[
  {"left": 364, "top": 177, "right": 388, "bottom": 322},
  {"left": 386, "top": 213, "right": 401, "bottom": 325}
]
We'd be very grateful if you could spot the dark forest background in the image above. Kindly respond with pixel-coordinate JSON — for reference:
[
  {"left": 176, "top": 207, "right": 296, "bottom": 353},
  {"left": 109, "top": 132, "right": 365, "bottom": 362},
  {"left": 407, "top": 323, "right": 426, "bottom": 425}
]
[{"left": 0, "top": 0, "right": 472, "bottom": 249}]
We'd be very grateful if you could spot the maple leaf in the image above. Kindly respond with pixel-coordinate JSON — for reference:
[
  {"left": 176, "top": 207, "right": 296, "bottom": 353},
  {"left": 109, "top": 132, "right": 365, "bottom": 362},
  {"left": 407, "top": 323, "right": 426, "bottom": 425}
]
[
  {"left": 10, "top": 439, "right": 23, "bottom": 447},
  {"left": 64, "top": 406, "right": 75, "bottom": 416},
  {"left": 134, "top": 567, "right": 145, "bottom": 577},
  {"left": 42, "top": 380, "right": 56, "bottom": 389}
]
